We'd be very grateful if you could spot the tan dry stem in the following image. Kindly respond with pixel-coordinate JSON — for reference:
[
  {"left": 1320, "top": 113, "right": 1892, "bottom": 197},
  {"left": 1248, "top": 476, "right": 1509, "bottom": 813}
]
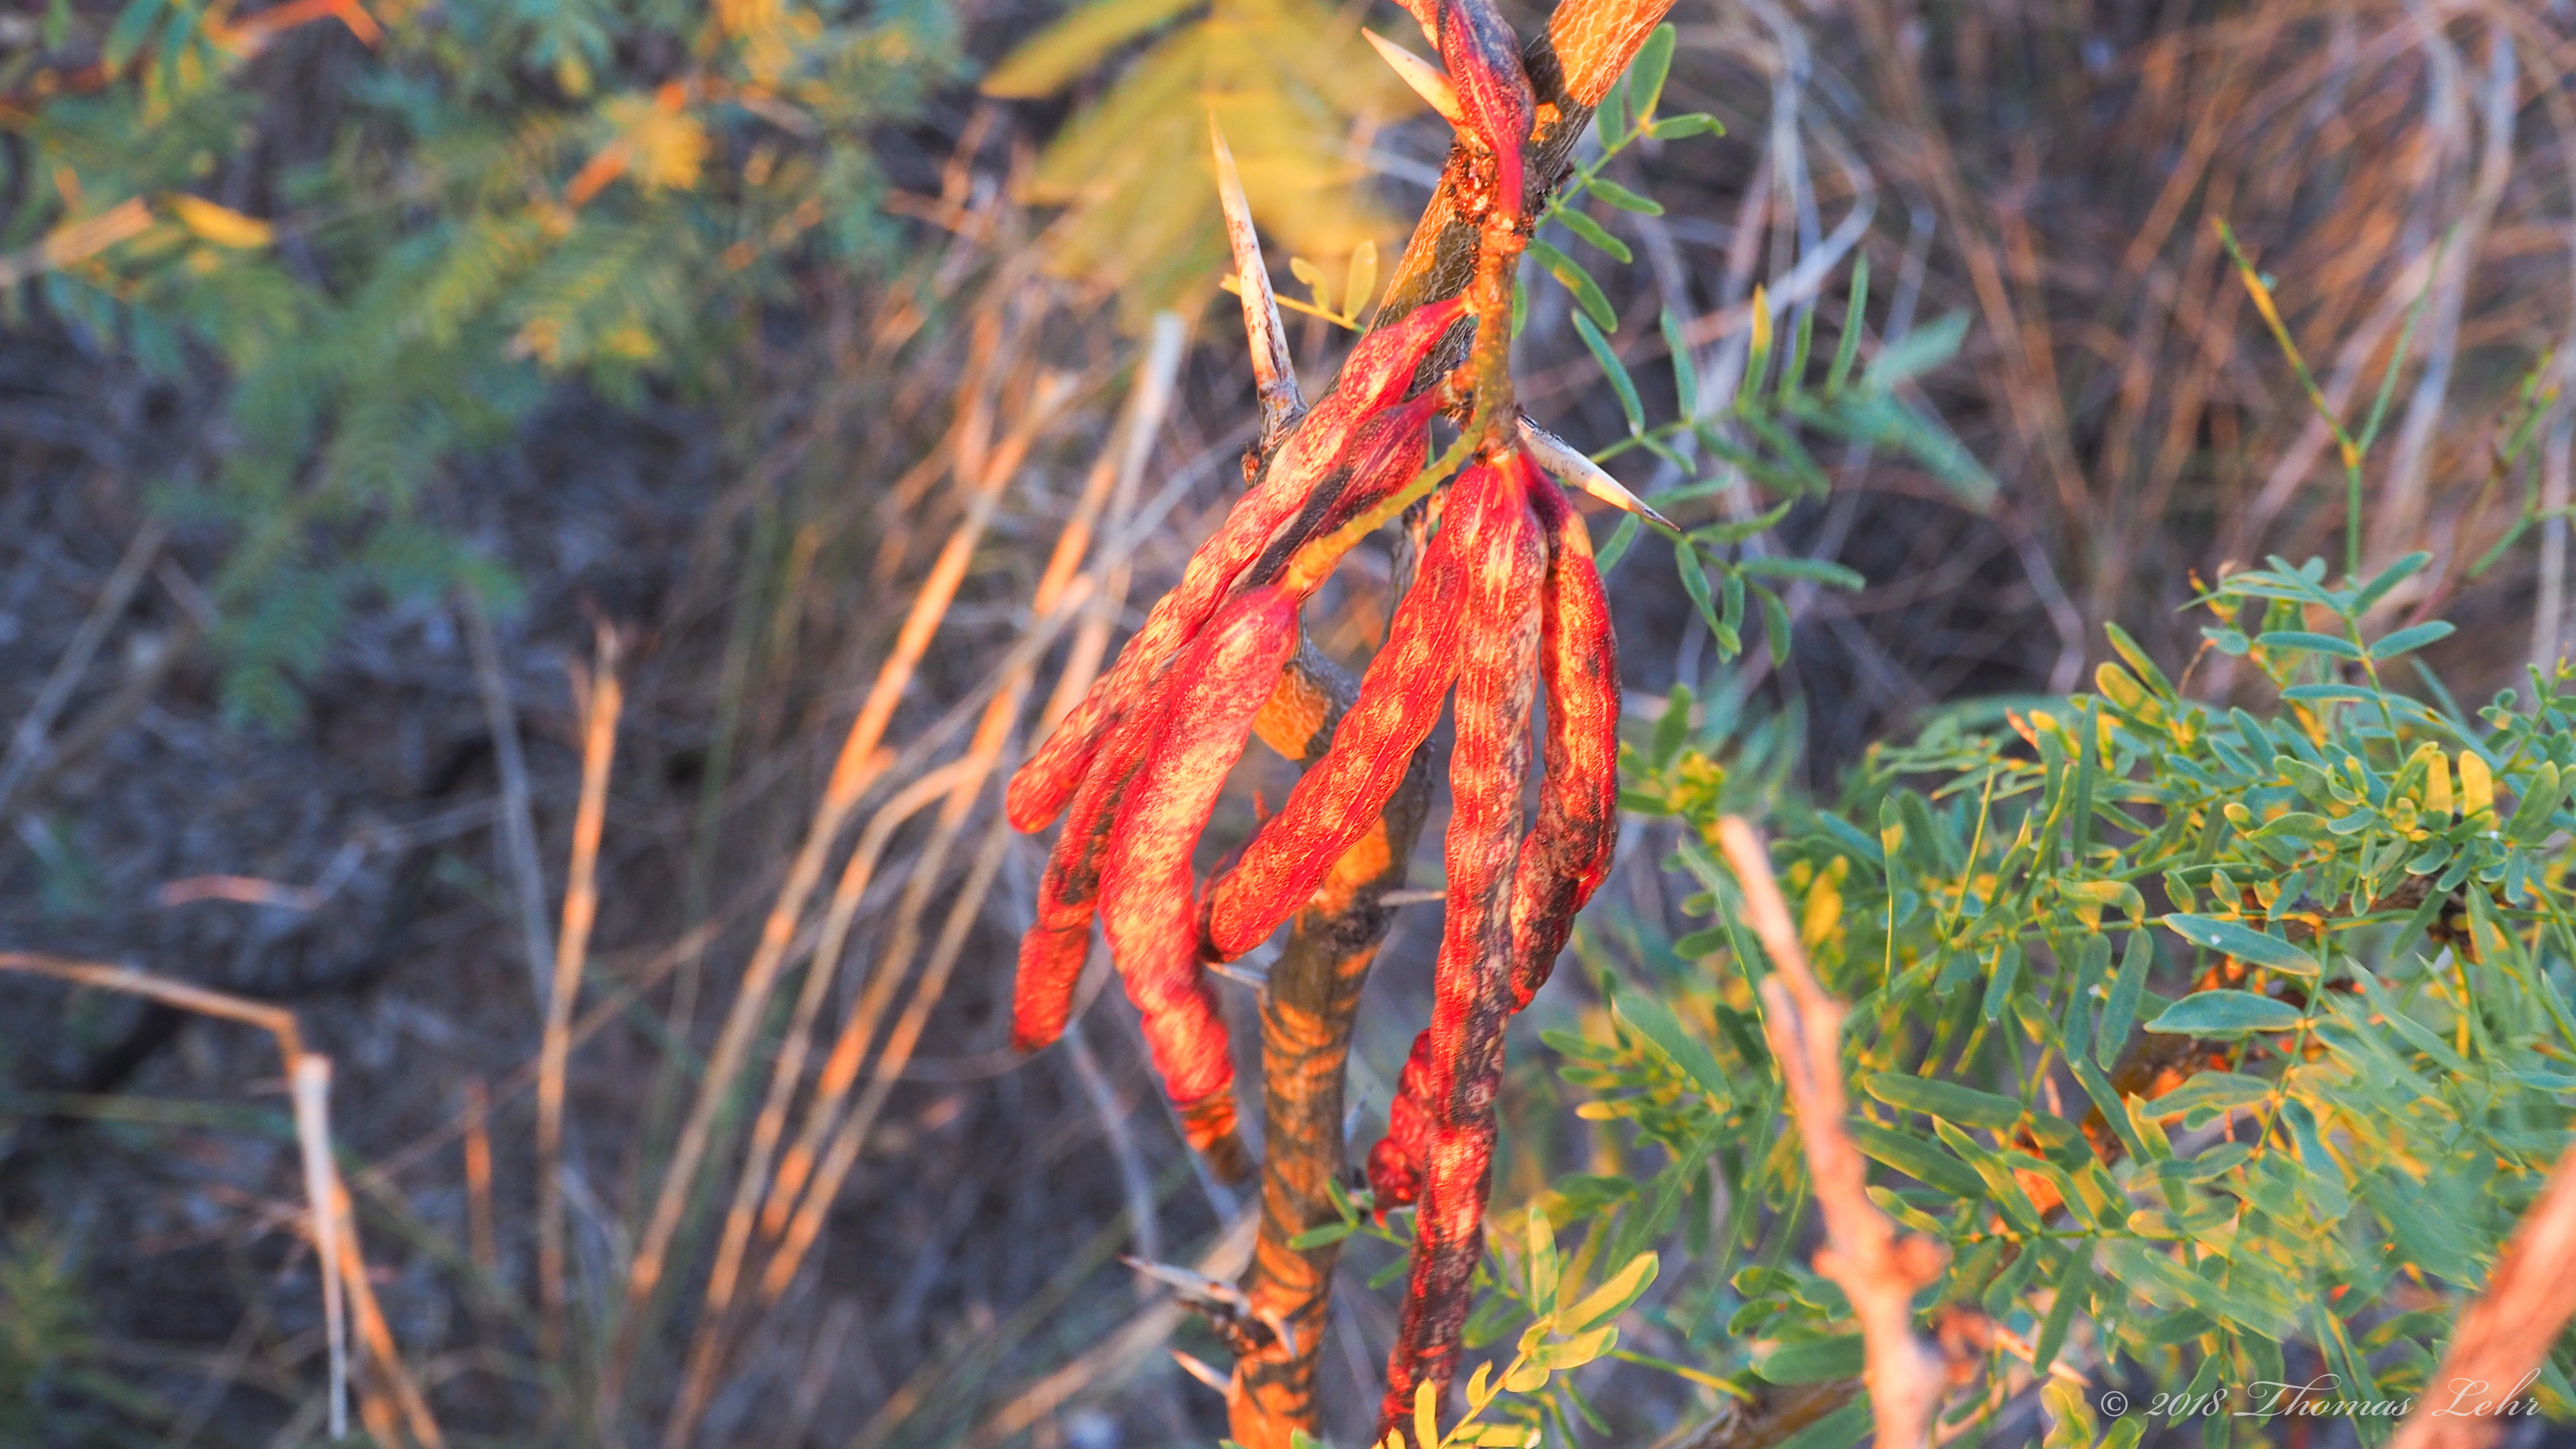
[
  {"left": 1716, "top": 817, "right": 1949, "bottom": 1449},
  {"left": 2388, "top": 1139, "right": 2576, "bottom": 1449},
  {"left": 0, "top": 955, "right": 438, "bottom": 1444},
  {"left": 538, "top": 622, "right": 623, "bottom": 1357},
  {"left": 606, "top": 357, "right": 1076, "bottom": 1417}
]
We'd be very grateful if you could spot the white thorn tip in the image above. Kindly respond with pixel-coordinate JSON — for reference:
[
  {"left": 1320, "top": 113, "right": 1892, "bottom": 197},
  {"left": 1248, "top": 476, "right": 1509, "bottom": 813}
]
[
  {"left": 1208, "top": 115, "right": 1304, "bottom": 442},
  {"left": 1363, "top": 29, "right": 1464, "bottom": 126},
  {"left": 1172, "top": 1351, "right": 1234, "bottom": 1396},
  {"left": 1516, "top": 418, "right": 1678, "bottom": 530}
]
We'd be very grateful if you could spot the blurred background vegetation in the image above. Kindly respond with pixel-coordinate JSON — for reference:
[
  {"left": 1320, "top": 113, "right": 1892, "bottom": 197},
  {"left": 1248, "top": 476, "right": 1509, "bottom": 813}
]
[{"left": 0, "top": 0, "right": 2571, "bottom": 1443}]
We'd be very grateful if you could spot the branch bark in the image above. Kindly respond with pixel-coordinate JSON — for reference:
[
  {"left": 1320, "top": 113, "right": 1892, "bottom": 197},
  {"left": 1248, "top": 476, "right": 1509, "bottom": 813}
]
[
  {"left": 1716, "top": 818, "right": 1950, "bottom": 1449},
  {"left": 2385, "top": 1130, "right": 2576, "bottom": 1449},
  {"left": 1230, "top": 634, "right": 1437, "bottom": 1447}
]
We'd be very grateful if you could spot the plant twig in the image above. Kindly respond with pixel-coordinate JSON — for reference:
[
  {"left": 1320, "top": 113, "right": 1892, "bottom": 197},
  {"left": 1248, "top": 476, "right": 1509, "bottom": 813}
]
[
  {"left": 1715, "top": 817, "right": 1950, "bottom": 1449},
  {"left": 0, "top": 954, "right": 418, "bottom": 1443},
  {"left": 2386, "top": 1139, "right": 2576, "bottom": 1449}
]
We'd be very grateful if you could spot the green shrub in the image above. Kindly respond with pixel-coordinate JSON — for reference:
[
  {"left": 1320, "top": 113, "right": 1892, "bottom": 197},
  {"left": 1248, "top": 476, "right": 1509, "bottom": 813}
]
[{"left": 8, "top": 0, "right": 954, "bottom": 723}]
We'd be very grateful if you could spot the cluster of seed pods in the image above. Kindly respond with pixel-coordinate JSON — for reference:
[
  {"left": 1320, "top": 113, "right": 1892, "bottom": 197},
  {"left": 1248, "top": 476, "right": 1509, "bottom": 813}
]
[{"left": 1006, "top": 0, "right": 1631, "bottom": 1427}]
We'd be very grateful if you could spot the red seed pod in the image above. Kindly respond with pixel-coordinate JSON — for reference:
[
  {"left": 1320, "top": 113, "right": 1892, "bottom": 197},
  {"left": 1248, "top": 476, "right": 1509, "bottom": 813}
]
[
  {"left": 1236, "top": 391, "right": 1438, "bottom": 596},
  {"left": 1006, "top": 297, "right": 1467, "bottom": 834},
  {"left": 1435, "top": 0, "right": 1535, "bottom": 218},
  {"left": 1009, "top": 698, "right": 1159, "bottom": 1052},
  {"left": 1202, "top": 458, "right": 1527, "bottom": 962},
  {"left": 1379, "top": 463, "right": 1543, "bottom": 1431},
  {"left": 1010, "top": 921, "right": 1091, "bottom": 1055},
  {"left": 1366, "top": 1031, "right": 1438, "bottom": 1213},
  {"left": 1097, "top": 587, "right": 1301, "bottom": 1153},
  {"left": 1508, "top": 461, "right": 1621, "bottom": 1008}
]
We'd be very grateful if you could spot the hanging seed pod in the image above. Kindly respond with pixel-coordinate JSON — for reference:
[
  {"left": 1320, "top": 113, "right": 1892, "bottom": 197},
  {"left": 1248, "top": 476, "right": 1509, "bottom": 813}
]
[
  {"left": 1201, "top": 460, "right": 1529, "bottom": 962},
  {"left": 1097, "top": 586, "right": 1301, "bottom": 1171},
  {"left": 1509, "top": 458, "right": 1620, "bottom": 1007},
  {"left": 1008, "top": 297, "right": 1467, "bottom": 834},
  {"left": 1011, "top": 700, "right": 1159, "bottom": 1052},
  {"left": 1379, "top": 454, "right": 1543, "bottom": 1432},
  {"left": 1367, "top": 1030, "right": 1438, "bottom": 1212}
]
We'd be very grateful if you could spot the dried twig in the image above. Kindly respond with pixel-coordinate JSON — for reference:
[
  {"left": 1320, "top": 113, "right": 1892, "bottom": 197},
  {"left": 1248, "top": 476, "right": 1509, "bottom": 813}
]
[
  {"left": 2386, "top": 1140, "right": 2576, "bottom": 1449},
  {"left": 460, "top": 590, "right": 556, "bottom": 1014},
  {"left": 0, "top": 954, "right": 429, "bottom": 1444},
  {"left": 537, "top": 623, "right": 623, "bottom": 1355},
  {"left": 1715, "top": 818, "right": 1949, "bottom": 1449}
]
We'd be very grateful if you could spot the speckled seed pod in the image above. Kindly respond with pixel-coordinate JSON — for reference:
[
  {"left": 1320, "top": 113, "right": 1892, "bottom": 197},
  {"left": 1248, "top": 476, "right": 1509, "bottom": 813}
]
[
  {"left": 1366, "top": 1030, "right": 1438, "bottom": 1212},
  {"left": 1097, "top": 586, "right": 1301, "bottom": 1159},
  {"left": 1379, "top": 454, "right": 1544, "bottom": 1432},
  {"left": 1009, "top": 697, "right": 1159, "bottom": 1053},
  {"left": 1508, "top": 461, "right": 1620, "bottom": 1007},
  {"left": 1201, "top": 460, "right": 1528, "bottom": 962},
  {"left": 1242, "top": 392, "right": 1439, "bottom": 588},
  {"left": 1006, "top": 297, "right": 1466, "bottom": 834},
  {"left": 1436, "top": 0, "right": 1536, "bottom": 217}
]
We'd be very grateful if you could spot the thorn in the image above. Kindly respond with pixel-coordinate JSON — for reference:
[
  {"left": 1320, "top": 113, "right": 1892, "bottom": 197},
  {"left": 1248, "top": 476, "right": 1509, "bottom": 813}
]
[
  {"left": 1121, "top": 1255, "right": 1254, "bottom": 1313},
  {"left": 1515, "top": 418, "right": 1678, "bottom": 531},
  {"left": 1209, "top": 116, "right": 1305, "bottom": 449},
  {"left": 1208, "top": 958, "right": 1271, "bottom": 991},
  {"left": 1362, "top": 28, "right": 1465, "bottom": 126},
  {"left": 1172, "top": 1350, "right": 1234, "bottom": 1397},
  {"left": 1256, "top": 1306, "right": 1299, "bottom": 1359}
]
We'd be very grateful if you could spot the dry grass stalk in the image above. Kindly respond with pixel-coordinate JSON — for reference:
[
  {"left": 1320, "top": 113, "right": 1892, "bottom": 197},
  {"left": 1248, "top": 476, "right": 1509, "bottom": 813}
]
[
  {"left": 965, "top": 1214, "right": 1264, "bottom": 1449},
  {"left": 0, "top": 514, "right": 165, "bottom": 813},
  {"left": 461, "top": 588, "right": 558, "bottom": 1012},
  {"left": 657, "top": 312, "right": 1188, "bottom": 1444},
  {"left": 756, "top": 811, "right": 1017, "bottom": 1303},
  {"left": 2386, "top": 1139, "right": 2576, "bottom": 1449},
  {"left": 605, "top": 311, "right": 1073, "bottom": 1410},
  {"left": 329, "top": 1179, "right": 448, "bottom": 1448},
  {"left": 0, "top": 954, "right": 433, "bottom": 1443},
  {"left": 538, "top": 622, "right": 625, "bottom": 1355},
  {"left": 1713, "top": 818, "right": 1949, "bottom": 1449},
  {"left": 463, "top": 1076, "right": 497, "bottom": 1279},
  {"left": 291, "top": 1055, "right": 351, "bottom": 1441}
]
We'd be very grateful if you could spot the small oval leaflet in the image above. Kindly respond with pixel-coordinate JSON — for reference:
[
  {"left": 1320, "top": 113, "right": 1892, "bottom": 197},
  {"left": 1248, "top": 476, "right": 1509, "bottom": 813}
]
[
  {"left": 1755, "top": 1333, "right": 1864, "bottom": 1384},
  {"left": 2144, "top": 989, "right": 2304, "bottom": 1037},
  {"left": 2160, "top": 912, "right": 2319, "bottom": 976},
  {"left": 1862, "top": 1071, "right": 2023, "bottom": 1130}
]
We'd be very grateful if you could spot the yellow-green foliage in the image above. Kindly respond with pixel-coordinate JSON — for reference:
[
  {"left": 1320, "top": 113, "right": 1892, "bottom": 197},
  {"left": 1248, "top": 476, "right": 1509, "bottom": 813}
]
[
  {"left": 984, "top": 0, "right": 1416, "bottom": 320},
  {"left": 1598, "top": 563, "right": 2576, "bottom": 1441}
]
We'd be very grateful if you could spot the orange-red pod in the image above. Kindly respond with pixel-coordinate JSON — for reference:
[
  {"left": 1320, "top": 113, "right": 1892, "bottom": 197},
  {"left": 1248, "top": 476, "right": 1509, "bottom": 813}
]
[
  {"left": 1378, "top": 456, "right": 1543, "bottom": 1433},
  {"left": 1006, "top": 296, "right": 1467, "bottom": 834},
  {"left": 1202, "top": 459, "right": 1531, "bottom": 962},
  {"left": 1096, "top": 586, "right": 1301, "bottom": 1153},
  {"left": 1508, "top": 463, "right": 1620, "bottom": 1007},
  {"left": 1367, "top": 1030, "right": 1438, "bottom": 1213},
  {"left": 1010, "top": 697, "right": 1159, "bottom": 1052},
  {"left": 1436, "top": 0, "right": 1535, "bottom": 217}
]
